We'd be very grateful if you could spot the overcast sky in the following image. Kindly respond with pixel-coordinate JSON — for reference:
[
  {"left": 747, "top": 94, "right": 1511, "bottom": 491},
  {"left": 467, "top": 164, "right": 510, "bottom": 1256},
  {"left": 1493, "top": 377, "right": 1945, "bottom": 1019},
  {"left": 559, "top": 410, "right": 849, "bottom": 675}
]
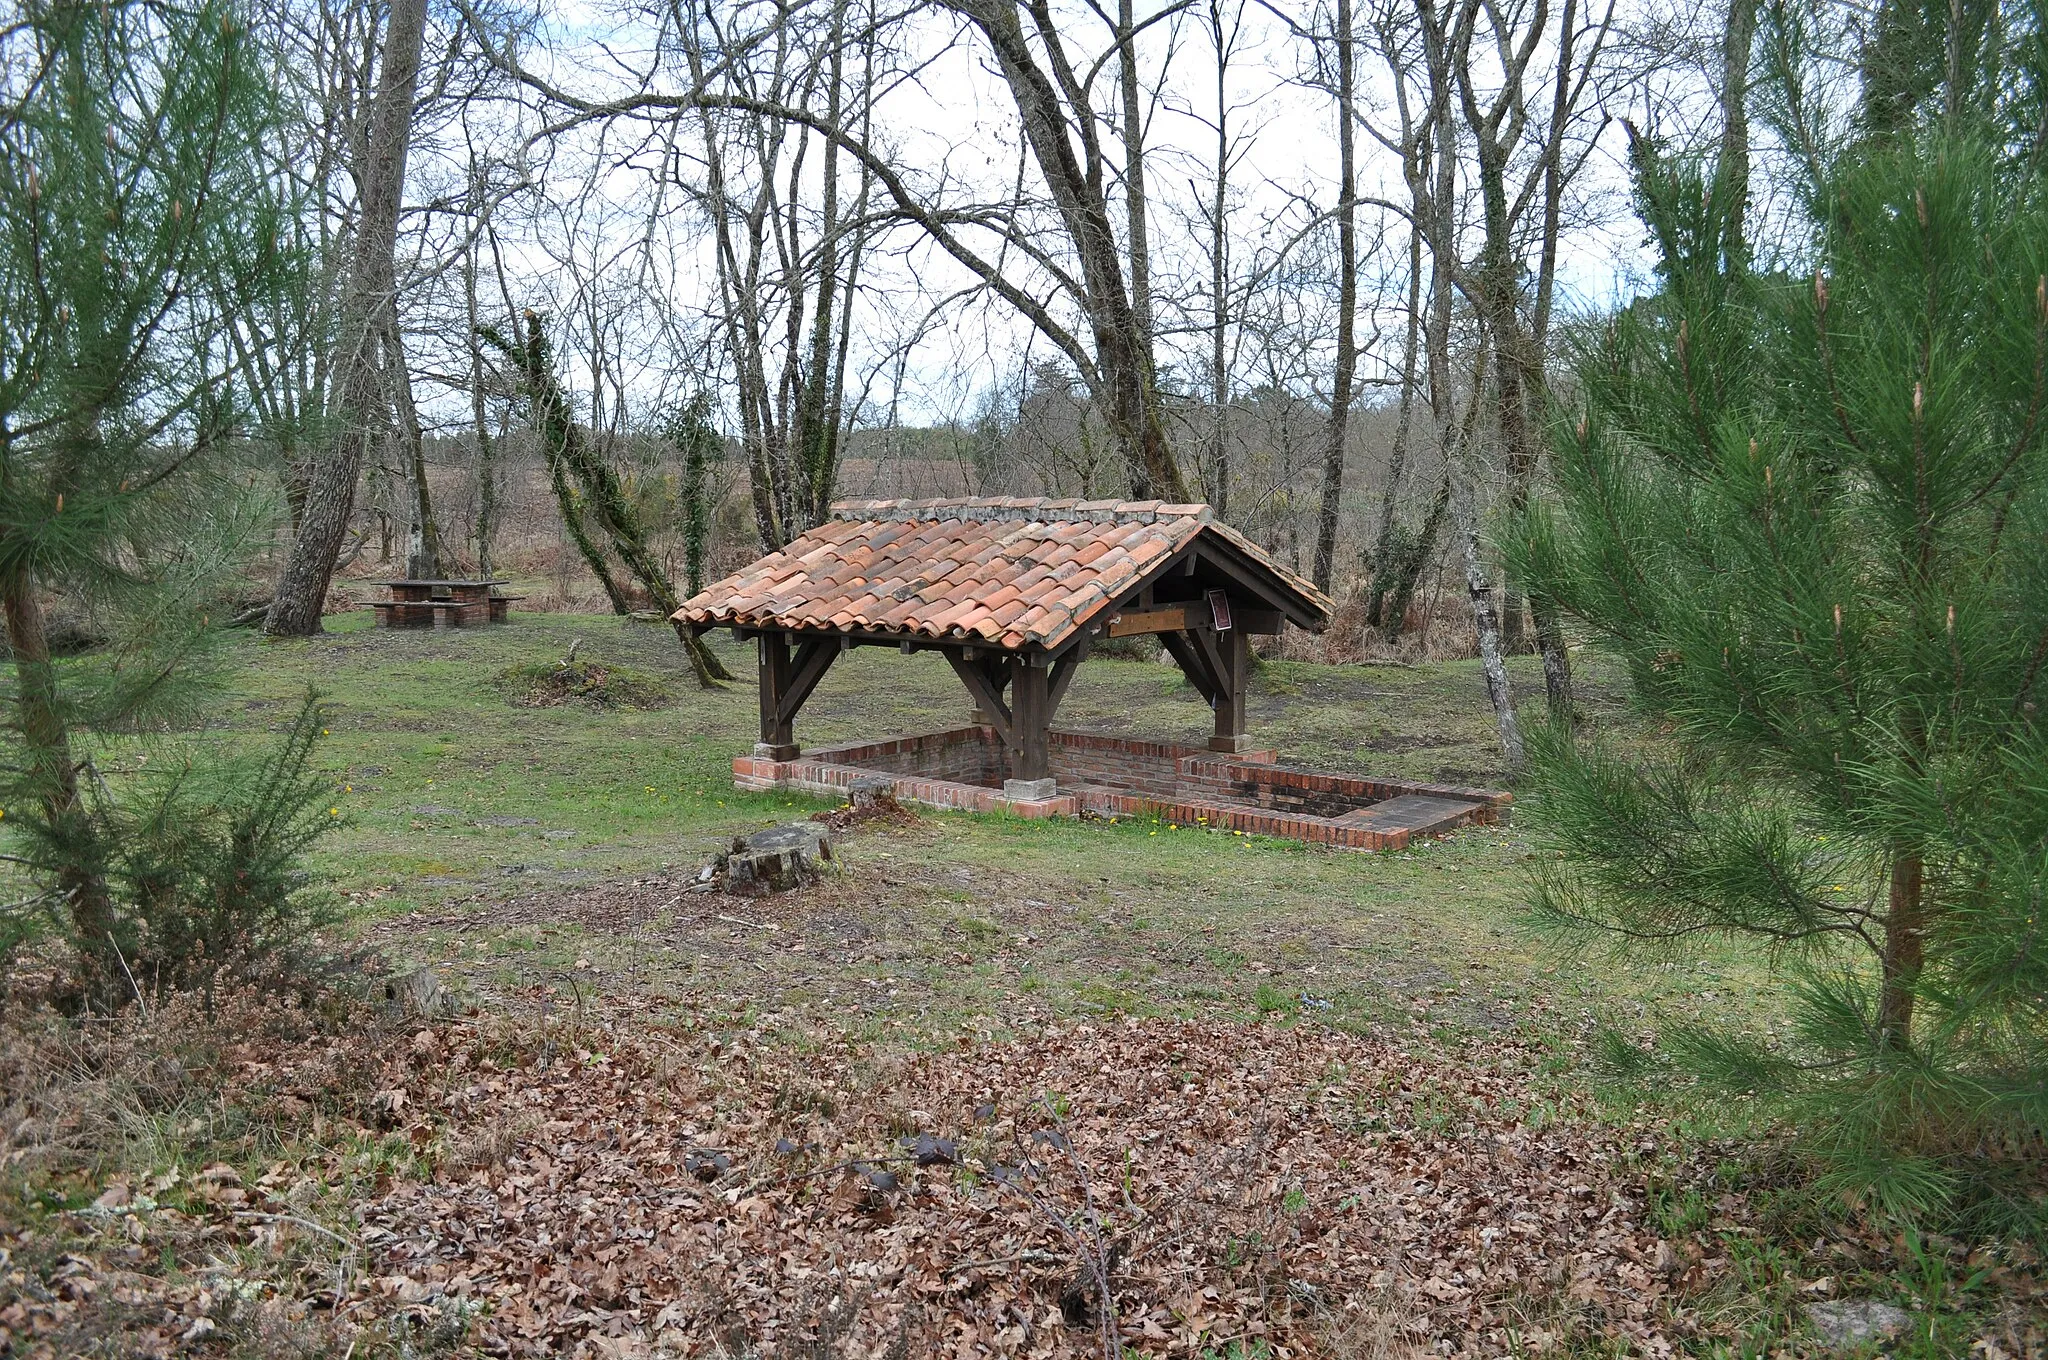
[{"left": 443, "top": 0, "right": 1744, "bottom": 432}]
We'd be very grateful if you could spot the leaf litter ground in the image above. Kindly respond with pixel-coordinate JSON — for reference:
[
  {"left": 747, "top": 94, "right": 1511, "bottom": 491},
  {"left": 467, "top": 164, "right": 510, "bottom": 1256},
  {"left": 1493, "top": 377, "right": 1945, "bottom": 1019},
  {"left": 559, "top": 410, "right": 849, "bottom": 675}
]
[
  {"left": 3, "top": 982, "right": 1807, "bottom": 1358},
  {"left": 360, "top": 1004, "right": 1759, "bottom": 1358}
]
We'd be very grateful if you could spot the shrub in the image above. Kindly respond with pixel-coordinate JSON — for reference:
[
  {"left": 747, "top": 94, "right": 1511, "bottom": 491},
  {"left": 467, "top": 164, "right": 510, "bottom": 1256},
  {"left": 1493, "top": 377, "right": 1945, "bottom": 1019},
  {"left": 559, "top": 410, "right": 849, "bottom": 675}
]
[{"left": 2, "top": 692, "right": 342, "bottom": 1005}]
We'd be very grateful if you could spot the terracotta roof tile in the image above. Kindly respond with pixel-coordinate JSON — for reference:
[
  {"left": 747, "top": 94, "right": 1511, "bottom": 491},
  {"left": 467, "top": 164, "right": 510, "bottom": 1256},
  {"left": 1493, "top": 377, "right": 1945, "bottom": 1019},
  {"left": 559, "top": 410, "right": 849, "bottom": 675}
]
[{"left": 675, "top": 496, "right": 1328, "bottom": 650}]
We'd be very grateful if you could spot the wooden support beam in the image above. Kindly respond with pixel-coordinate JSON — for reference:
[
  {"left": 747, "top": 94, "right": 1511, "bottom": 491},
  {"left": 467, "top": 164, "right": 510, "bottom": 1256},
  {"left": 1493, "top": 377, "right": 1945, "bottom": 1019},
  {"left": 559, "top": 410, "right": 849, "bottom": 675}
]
[
  {"left": 776, "top": 636, "right": 837, "bottom": 727},
  {"left": 1207, "top": 626, "right": 1251, "bottom": 752},
  {"left": 1106, "top": 593, "right": 1274, "bottom": 638},
  {"left": 1160, "top": 630, "right": 1220, "bottom": 705},
  {"left": 1010, "top": 659, "right": 1052, "bottom": 783},
  {"left": 1106, "top": 604, "right": 1195, "bottom": 637},
  {"left": 1047, "top": 647, "right": 1082, "bottom": 714},
  {"left": 945, "top": 651, "right": 1013, "bottom": 743},
  {"left": 1187, "top": 625, "right": 1230, "bottom": 695},
  {"left": 942, "top": 648, "right": 1078, "bottom": 791},
  {"left": 1237, "top": 608, "right": 1284, "bottom": 636},
  {"left": 756, "top": 634, "right": 799, "bottom": 757},
  {"left": 755, "top": 633, "right": 839, "bottom": 755}
]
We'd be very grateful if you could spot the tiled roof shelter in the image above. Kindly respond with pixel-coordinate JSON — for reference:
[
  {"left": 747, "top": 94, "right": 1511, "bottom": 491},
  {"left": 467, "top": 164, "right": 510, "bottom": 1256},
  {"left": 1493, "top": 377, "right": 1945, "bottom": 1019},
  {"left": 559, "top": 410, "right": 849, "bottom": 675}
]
[{"left": 677, "top": 497, "right": 1334, "bottom": 800}]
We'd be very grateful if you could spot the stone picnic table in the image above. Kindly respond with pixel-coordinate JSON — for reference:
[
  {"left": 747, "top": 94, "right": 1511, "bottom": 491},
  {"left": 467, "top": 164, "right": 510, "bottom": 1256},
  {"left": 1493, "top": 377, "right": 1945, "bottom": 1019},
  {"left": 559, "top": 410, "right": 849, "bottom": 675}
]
[{"left": 369, "top": 579, "right": 520, "bottom": 629}]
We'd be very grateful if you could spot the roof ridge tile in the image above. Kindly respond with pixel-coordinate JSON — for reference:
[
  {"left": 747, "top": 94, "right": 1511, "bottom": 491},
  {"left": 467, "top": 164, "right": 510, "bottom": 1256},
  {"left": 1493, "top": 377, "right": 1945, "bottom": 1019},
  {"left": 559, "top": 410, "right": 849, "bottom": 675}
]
[{"left": 829, "top": 496, "right": 1213, "bottom": 527}]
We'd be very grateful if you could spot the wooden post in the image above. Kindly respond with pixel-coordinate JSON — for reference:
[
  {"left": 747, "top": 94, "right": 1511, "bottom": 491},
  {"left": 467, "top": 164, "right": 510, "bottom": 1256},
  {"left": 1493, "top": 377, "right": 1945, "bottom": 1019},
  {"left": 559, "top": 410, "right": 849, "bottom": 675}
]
[
  {"left": 757, "top": 632, "right": 798, "bottom": 759},
  {"left": 1010, "top": 658, "right": 1052, "bottom": 786},
  {"left": 756, "top": 631, "right": 837, "bottom": 760},
  {"left": 1209, "top": 624, "right": 1252, "bottom": 753}
]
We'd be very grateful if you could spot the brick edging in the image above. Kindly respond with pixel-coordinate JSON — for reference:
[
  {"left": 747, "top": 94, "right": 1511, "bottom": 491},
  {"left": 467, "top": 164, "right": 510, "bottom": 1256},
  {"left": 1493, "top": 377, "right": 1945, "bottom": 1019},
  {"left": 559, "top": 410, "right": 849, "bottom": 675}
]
[{"left": 735, "top": 727, "right": 1509, "bottom": 851}]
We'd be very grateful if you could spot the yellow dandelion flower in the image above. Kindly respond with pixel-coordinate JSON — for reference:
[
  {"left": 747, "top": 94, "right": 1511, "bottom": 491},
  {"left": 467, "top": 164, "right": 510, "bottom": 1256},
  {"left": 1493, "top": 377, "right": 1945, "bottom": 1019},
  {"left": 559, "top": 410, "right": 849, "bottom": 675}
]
[{"left": 328, "top": 807, "right": 339, "bottom": 816}]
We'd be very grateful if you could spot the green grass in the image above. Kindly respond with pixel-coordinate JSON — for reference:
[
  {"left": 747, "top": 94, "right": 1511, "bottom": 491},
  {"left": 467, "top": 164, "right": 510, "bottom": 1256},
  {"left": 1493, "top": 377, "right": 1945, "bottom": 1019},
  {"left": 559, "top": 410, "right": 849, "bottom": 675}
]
[{"left": 14, "top": 608, "right": 1786, "bottom": 1051}]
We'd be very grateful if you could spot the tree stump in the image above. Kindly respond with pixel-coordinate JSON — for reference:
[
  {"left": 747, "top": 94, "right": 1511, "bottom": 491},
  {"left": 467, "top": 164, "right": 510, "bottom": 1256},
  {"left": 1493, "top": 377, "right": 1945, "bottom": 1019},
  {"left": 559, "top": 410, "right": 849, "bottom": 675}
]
[
  {"left": 721, "top": 822, "right": 834, "bottom": 895},
  {"left": 849, "top": 774, "right": 894, "bottom": 813},
  {"left": 383, "top": 965, "right": 455, "bottom": 1019}
]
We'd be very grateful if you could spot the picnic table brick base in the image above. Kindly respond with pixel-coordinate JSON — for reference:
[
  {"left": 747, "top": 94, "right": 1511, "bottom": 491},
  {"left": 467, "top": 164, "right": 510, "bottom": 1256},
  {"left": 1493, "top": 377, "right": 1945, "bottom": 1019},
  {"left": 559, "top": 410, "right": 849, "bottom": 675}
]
[{"left": 370, "top": 579, "right": 520, "bottom": 628}]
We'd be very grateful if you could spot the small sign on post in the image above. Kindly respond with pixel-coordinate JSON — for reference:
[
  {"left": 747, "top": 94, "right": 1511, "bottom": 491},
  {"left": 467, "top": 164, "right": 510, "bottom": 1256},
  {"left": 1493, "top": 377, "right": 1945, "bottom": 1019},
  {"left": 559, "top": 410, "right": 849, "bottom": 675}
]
[{"left": 1207, "top": 588, "right": 1233, "bottom": 631}]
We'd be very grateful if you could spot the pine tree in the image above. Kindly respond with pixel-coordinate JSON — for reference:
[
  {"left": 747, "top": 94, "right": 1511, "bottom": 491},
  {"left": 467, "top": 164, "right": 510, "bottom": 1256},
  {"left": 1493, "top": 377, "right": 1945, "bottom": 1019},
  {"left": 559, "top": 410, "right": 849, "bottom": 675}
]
[
  {"left": 1518, "top": 120, "right": 2048, "bottom": 1223},
  {"left": 0, "top": 0, "right": 311, "bottom": 1001}
]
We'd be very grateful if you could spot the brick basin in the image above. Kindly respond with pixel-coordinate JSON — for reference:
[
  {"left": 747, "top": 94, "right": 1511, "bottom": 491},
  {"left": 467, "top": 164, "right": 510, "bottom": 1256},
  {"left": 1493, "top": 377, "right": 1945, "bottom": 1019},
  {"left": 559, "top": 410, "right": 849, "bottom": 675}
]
[{"left": 735, "top": 726, "right": 1509, "bottom": 851}]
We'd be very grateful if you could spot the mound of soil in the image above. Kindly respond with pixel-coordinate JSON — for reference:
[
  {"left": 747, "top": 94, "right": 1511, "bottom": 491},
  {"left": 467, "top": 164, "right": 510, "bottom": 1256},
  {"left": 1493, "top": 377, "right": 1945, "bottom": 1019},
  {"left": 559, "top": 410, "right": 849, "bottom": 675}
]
[{"left": 496, "top": 658, "right": 672, "bottom": 710}]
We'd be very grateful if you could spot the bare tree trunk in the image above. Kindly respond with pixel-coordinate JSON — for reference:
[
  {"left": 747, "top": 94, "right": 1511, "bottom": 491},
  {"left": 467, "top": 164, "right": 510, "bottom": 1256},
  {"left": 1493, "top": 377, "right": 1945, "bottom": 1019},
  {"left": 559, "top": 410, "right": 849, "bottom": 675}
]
[
  {"left": 1205, "top": 0, "right": 1232, "bottom": 512},
  {"left": 1119, "top": 0, "right": 1154, "bottom": 357},
  {"left": 797, "top": 0, "right": 851, "bottom": 529},
  {"left": 1454, "top": 0, "right": 1606, "bottom": 702},
  {"left": 1468, "top": 113, "right": 1531, "bottom": 656},
  {"left": 386, "top": 314, "right": 441, "bottom": 579},
  {"left": 1716, "top": 0, "right": 1756, "bottom": 267},
  {"left": 1313, "top": 0, "right": 1358, "bottom": 593},
  {"left": 265, "top": 0, "right": 427, "bottom": 634},
  {"left": 1378, "top": 465, "right": 1450, "bottom": 633},
  {"left": 1455, "top": 0, "right": 1549, "bottom": 658},
  {"left": 491, "top": 315, "right": 727, "bottom": 688},
  {"left": 1450, "top": 460, "right": 1523, "bottom": 771},
  {"left": 1878, "top": 847, "right": 1924, "bottom": 1046},
  {"left": 1413, "top": 0, "right": 1475, "bottom": 676},
  {"left": 1524, "top": 0, "right": 1585, "bottom": 720},
  {"left": 945, "top": 0, "right": 1189, "bottom": 501},
  {"left": 264, "top": 0, "right": 428, "bottom": 630},
  {"left": 822, "top": 20, "right": 877, "bottom": 525},
  {"left": 1, "top": 569, "right": 118, "bottom": 994},
  {"left": 467, "top": 221, "right": 498, "bottom": 580},
  {"left": 1367, "top": 224, "right": 1424, "bottom": 630}
]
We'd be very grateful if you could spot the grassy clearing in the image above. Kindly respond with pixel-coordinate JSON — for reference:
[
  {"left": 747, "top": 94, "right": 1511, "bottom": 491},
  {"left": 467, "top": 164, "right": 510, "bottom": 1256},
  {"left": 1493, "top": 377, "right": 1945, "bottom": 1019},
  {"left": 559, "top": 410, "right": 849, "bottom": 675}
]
[
  {"left": 153, "top": 609, "right": 1767, "bottom": 1044},
  {"left": 4, "top": 610, "right": 2039, "bottom": 1356}
]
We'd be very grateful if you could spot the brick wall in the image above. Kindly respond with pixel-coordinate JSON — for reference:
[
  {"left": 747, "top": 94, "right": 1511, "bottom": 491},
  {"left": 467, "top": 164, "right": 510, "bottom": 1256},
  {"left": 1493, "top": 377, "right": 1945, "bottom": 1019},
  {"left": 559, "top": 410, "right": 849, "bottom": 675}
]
[
  {"left": 736, "top": 727, "right": 1510, "bottom": 852},
  {"left": 804, "top": 727, "right": 1009, "bottom": 788}
]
